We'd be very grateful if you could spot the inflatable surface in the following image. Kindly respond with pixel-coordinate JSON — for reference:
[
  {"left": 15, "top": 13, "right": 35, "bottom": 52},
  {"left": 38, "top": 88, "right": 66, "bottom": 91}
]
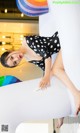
[
  {"left": 16, "top": 0, "right": 49, "bottom": 16},
  {"left": 0, "top": 76, "right": 75, "bottom": 133}
]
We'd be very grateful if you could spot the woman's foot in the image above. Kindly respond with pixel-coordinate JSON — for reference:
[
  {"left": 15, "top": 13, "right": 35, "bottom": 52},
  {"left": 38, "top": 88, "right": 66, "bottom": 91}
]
[{"left": 56, "top": 117, "right": 64, "bottom": 128}]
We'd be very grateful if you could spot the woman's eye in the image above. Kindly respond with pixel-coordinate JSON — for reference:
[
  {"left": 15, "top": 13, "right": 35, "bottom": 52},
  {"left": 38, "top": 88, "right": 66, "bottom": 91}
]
[{"left": 10, "top": 56, "right": 13, "bottom": 60}]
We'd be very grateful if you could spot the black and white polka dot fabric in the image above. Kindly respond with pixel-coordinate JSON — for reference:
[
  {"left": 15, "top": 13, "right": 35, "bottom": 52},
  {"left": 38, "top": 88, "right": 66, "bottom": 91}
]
[{"left": 25, "top": 31, "right": 61, "bottom": 71}]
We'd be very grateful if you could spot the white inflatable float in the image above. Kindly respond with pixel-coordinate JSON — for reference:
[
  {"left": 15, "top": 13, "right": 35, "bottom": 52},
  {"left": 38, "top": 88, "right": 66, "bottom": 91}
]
[
  {"left": 0, "top": 0, "right": 80, "bottom": 132},
  {"left": 0, "top": 77, "right": 75, "bottom": 133}
]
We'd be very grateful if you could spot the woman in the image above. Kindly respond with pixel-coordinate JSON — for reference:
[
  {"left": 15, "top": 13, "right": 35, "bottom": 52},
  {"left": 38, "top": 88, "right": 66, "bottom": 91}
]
[{"left": 1, "top": 31, "right": 80, "bottom": 128}]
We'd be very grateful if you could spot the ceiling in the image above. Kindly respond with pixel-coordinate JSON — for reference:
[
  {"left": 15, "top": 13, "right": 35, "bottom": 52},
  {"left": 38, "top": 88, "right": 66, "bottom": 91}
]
[{"left": 0, "top": 0, "right": 38, "bottom": 21}]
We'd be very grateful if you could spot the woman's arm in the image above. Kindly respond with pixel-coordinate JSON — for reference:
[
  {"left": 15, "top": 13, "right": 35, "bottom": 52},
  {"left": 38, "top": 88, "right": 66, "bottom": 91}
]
[
  {"left": 45, "top": 57, "right": 51, "bottom": 77},
  {"left": 39, "top": 57, "right": 52, "bottom": 89}
]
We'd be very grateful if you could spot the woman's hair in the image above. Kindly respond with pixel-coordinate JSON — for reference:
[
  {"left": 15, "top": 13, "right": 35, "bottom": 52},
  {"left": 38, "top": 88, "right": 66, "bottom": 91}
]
[{"left": 0, "top": 51, "right": 15, "bottom": 68}]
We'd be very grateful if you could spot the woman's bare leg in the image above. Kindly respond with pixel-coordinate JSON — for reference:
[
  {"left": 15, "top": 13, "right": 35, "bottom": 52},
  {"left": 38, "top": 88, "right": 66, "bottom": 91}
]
[{"left": 51, "top": 50, "right": 80, "bottom": 115}]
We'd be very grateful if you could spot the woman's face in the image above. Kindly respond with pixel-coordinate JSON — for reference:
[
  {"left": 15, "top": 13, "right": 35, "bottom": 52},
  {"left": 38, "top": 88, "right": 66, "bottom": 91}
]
[{"left": 6, "top": 51, "right": 24, "bottom": 67}]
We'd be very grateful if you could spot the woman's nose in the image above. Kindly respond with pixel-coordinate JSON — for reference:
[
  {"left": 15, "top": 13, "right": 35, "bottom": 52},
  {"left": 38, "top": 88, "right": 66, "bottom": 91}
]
[{"left": 13, "top": 57, "right": 19, "bottom": 61}]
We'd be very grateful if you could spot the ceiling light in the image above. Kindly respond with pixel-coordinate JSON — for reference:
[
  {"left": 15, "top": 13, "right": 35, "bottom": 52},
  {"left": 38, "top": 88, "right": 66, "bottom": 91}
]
[
  {"left": 2, "top": 36, "right": 6, "bottom": 39},
  {"left": 20, "top": 35, "right": 24, "bottom": 38},
  {"left": 20, "top": 38, "right": 23, "bottom": 41},
  {"left": 21, "top": 13, "right": 24, "bottom": 17},
  {"left": 4, "top": 9, "right": 7, "bottom": 13},
  {"left": 2, "top": 42, "right": 6, "bottom": 45},
  {"left": 2, "top": 48, "right": 5, "bottom": 51}
]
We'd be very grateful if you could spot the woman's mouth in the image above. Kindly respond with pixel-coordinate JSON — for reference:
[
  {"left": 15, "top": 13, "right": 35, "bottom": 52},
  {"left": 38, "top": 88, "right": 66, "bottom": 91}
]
[{"left": 19, "top": 54, "right": 23, "bottom": 59}]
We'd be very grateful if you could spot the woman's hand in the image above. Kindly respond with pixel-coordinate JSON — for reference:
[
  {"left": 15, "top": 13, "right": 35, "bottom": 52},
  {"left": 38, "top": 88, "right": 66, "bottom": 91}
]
[
  {"left": 74, "top": 90, "right": 80, "bottom": 115},
  {"left": 39, "top": 76, "right": 50, "bottom": 89}
]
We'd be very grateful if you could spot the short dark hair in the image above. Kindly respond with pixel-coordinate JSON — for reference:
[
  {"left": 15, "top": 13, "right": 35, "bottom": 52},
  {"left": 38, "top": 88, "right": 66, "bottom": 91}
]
[{"left": 0, "top": 51, "right": 15, "bottom": 68}]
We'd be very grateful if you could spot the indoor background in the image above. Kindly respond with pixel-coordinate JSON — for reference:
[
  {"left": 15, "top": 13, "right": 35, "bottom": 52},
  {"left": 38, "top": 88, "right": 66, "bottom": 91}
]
[{"left": 0, "top": 0, "right": 80, "bottom": 133}]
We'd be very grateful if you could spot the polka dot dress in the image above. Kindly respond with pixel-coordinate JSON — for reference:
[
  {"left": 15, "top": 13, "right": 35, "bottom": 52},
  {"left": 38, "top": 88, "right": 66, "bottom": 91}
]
[{"left": 25, "top": 31, "right": 61, "bottom": 71}]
